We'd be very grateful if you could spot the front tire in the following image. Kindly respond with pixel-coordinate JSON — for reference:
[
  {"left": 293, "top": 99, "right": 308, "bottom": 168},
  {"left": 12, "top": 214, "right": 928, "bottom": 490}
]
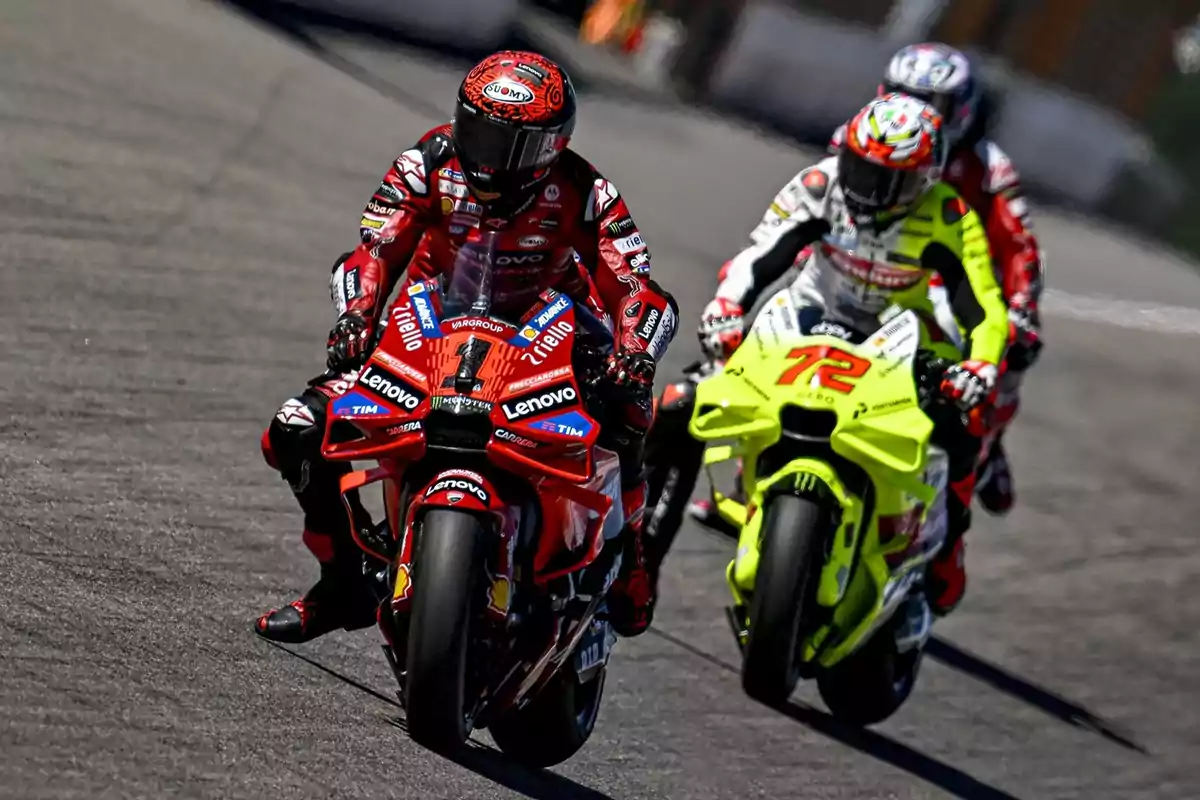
[
  {"left": 816, "top": 622, "right": 922, "bottom": 725},
  {"left": 488, "top": 666, "right": 606, "bottom": 767},
  {"left": 404, "top": 509, "right": 482, "bottom": 752},
  {"left": 741, "top": 495, "right": 823, "bottom": 706}
]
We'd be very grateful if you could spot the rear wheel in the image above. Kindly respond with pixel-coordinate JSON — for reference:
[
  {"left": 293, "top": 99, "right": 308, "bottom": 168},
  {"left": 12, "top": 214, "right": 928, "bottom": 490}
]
[
  {"left": 488, "top": 665, "right": 607, "bottom": 767},
  {"left": 817, "top": 622, "right": 923, "bottom": 725},
  {"left": 404, "top": 509, "right": 482, "bottom": 752},
  {"left": 741, "top": 495, "right": 823, "bottom": 707}
]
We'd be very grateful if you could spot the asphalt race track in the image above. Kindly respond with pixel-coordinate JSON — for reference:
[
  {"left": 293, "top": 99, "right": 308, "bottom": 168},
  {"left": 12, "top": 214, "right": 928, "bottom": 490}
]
[{"left": 3, "top": 1, "right": 1199, "bottom": 798}]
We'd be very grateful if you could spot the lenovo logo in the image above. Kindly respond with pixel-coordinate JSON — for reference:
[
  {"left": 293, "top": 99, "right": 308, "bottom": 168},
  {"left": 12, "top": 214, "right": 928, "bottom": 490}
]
[
  {"left": 357, "top": 364, "right": 427, "bottom": 411},
  {"left": 500, "top": 382, "right": 578, "bottom": 422}
]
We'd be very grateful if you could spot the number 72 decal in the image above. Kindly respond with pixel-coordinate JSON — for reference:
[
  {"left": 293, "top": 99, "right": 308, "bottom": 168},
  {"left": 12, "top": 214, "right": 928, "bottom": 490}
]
[{"left": 777, "top": 345, "right": 872, "bottom": 393}]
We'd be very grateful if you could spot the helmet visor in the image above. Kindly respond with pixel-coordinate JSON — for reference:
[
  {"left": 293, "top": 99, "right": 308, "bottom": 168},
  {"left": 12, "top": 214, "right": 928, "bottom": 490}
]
[
  {"left": 838, "top": 148, "right": 925, "bottom": 215},
  {"left": 452, "top": 107, "right": 566, "bottom": 176}
]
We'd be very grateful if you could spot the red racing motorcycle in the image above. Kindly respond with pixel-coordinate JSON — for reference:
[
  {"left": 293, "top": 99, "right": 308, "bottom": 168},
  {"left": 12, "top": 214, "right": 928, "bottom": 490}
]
[{"left": 320, "top": 236, "right": 625, "bottom": 766}]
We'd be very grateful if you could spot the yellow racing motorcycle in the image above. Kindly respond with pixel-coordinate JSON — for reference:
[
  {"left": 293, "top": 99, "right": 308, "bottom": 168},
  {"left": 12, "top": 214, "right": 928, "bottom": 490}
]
[{"left": 679, "top": 290, "right": 958, "bottom": 723}]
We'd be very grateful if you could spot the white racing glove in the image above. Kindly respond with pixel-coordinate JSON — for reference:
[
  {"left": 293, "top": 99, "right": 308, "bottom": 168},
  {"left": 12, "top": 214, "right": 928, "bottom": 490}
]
[{"left": 940, "top": 360, "right": 998, "bottom": 411}]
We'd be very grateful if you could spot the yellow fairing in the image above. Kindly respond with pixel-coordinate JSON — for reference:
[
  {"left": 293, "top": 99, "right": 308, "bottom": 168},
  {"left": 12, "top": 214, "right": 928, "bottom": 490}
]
[{"left": 690, "top": 319, "right": 943, "bottom": 668}]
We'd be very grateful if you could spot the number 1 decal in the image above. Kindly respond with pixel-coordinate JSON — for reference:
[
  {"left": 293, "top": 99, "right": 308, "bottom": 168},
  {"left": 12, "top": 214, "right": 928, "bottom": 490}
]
[{"left": 777, "top": 345, "right": 871, "bottom": 393}]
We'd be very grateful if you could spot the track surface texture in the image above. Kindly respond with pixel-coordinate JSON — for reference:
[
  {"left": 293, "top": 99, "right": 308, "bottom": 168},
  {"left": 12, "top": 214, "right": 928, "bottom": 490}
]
[{"left": 3, "top": 1, "right": 1199, "bottom": 798}]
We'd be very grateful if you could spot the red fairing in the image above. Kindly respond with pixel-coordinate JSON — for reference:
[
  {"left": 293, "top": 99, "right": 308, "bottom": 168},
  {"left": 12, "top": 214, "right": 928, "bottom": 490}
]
[
  {"left": 337, "top": 124, "right": 674, "bottom": 358},
  {"left": 417, "top": 468, "right": 501, "bottom": 514}
]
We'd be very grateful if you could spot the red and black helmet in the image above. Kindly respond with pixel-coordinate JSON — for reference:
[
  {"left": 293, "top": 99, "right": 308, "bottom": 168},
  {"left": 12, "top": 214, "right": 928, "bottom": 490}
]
[{"left": 453, "top": 51, "right": 577, "bottom": 211}]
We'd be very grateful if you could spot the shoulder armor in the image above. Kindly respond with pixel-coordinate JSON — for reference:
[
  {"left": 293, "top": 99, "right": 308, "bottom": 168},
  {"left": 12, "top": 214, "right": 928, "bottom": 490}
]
[
  {"left": 394, "top": 128, "right": 455, "bottom": 197},
  {"left": 980, "top": 139, "right": 1019, "bottom": 193}
]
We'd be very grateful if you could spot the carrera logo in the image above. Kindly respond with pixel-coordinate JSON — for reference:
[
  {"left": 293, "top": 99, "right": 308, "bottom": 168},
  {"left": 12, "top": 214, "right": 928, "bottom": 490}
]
[
  {"left": 495, "top": 428, "right": 539, "bottom": 448},
  {"left": 385, "top": 420, "right": 422, "bottom": 436},
  {"left": 501, "top": 382, "right": 578, "bottom": 422},
  {"left": 357, "top": 364, "right": 428, "bottom": 411},
  {"left": 636, "top": 306, "right": 661, "bottom": 341},
  {"left": 425, "top": 478, "right": 489, "bottom": 504}
]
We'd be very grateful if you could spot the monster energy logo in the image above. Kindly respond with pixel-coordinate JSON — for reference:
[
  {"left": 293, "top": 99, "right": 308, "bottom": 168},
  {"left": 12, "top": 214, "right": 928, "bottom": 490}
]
[{"left": 794, "top": 473, "right": 819, "bottom": 493}]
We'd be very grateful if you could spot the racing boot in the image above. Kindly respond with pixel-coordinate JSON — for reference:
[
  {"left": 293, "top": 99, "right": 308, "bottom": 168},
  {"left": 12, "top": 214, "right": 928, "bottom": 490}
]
[
  {"left": 686, "top": 465, "right": 743, "bottom": 539},
  {"left": 975, "top": 437, "right": 1015, "bottom": 515},
  {"left": 254, "top": 528, "right": 380, "bottom": 643},
  {"left": 256, "top": 420, "right": 380, "bottom": 643},
  {"left": 606, "top": 484, "right": 655, "bottom": 637},
  {"left": 925, "top": 474, "right": 972, "bottom": 616}
]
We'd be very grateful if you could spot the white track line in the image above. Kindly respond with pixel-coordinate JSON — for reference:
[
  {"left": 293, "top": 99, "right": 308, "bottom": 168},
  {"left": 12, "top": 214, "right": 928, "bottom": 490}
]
[{"left": 1042, "top": 289, "right": 1200, "bottom": 337}]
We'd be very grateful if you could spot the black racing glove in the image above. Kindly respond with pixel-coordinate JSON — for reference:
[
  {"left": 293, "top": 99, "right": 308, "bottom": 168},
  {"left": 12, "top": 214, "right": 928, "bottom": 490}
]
[
  {"left": 326, "top": 311, "right": 373, "bottom": 372},
  {"left": 1006, "top": 307, "right": 1043, "bottom": 372},
  {"left": 606, "top": 350, "right": 656, "bottom": 390}
]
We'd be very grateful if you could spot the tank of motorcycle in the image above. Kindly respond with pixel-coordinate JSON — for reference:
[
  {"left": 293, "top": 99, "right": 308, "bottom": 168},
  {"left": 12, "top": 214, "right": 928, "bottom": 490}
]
[{"left": 320, "top": 233, "right": 607, "bottom": 488}]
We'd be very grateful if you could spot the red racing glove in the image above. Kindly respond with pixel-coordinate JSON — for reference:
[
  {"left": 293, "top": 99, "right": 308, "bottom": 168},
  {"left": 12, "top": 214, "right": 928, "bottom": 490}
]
[
  {"left": 698, "top": 298, "right": 745, "bottom": 360},
  {"left": 1006, "top": 306, "right": 1043, "bottom": 372},
  {"left": 607, "top": 350, "right": 656, "bottom": 389},
  {"left": 326, "top": 311, "right": 373, "bottom": 372},
  {"left": 941, "top": 360, "right": 998, "bottom": 411}
]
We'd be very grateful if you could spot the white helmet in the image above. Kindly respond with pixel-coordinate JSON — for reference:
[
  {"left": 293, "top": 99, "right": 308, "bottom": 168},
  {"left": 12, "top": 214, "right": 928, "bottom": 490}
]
[{"left": 882, "top": 43, "right": 980, "bottom": 148}]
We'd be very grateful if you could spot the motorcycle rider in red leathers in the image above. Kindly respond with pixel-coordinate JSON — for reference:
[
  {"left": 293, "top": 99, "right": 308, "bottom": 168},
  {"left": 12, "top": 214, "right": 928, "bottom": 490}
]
[
  {"left": 256, "top": 52, "right": 678, "bottom": 644},
  {"left": 831, "top": 43, "right": 1045, "bottom": 514}
]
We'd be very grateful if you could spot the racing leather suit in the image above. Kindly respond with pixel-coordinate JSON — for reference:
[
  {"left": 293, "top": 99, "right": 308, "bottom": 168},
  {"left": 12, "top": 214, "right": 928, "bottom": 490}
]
[
  {"left": 260, "top": 125, "right": 677, "bottom": 637},
  {"left": 711, "top": 155, "right": 1008, "bottom": 547},
  {"left": 829, "top": 125, "right": 1044, "bottom": 451}
]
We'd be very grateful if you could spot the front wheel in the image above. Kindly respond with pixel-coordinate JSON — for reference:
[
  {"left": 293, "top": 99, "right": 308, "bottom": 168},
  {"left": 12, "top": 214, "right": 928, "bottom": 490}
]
[
  {"left": 404, "top": 509, "right": 482, "bottom": 752},
  {"left": 816, "top": 623, "right": 923, "bottom": 725},
  {"left": 488, "top": 666, "right": 607, "bottom": 767},
  {"left": 741, "top": 495, "right": 824, "bottom": 706}
]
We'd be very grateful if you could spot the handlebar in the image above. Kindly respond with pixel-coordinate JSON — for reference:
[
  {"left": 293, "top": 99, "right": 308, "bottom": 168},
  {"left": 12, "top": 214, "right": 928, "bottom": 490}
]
[{"left": 914, "top": 352, "right": 954, "bottom": 412}]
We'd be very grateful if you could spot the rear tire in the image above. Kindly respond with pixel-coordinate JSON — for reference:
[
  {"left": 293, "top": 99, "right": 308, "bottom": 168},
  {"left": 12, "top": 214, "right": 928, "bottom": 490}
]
[
  {"left": 817, "top": 624, "right": 922, "bottom": 726},
  {"left": 404, "top": 509, "right": 482, "bottom": 752},
  {"left": 488, "top": 666, "right": 606, "bottom": 767},
  {"left": 741, "top": 495, "right": 823, "bottom": 707}
]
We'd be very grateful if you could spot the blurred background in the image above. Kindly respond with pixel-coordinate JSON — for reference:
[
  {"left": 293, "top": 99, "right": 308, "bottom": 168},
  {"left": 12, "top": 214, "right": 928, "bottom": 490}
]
[
  {"left": 261, "top": 0, "right": 1200, "bottom": 258},
  {"left": 4, "top": 2, "right": 1198, "bottom": 796}
]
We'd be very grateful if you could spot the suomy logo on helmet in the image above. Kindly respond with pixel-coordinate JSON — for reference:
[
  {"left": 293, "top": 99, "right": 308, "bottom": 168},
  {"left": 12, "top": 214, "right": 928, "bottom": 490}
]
[{"left": 483, "top": 79, "right": 534, "bottom": 105}]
